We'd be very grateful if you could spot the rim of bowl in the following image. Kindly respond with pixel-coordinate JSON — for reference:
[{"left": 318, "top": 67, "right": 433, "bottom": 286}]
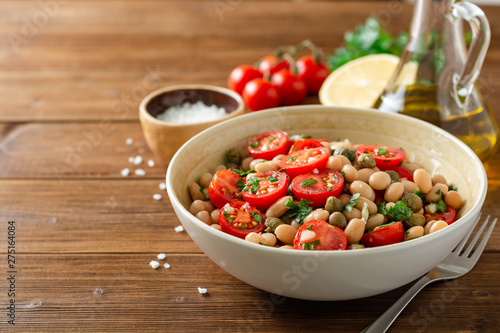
[
  {"left": 139, "top": 84, "right": 245, "bottom": 127},
  {"left": 166, "top": 105, "right": 488, "bottom": 257}
]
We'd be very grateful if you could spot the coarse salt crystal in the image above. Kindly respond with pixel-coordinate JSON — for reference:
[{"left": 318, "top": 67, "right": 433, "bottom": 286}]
[
  {"left": 125, "top": 138, "right": 134, "bottom": 145},
  {"left": 156, "top": 101, "right": 227, "bottom": 124},
  {"left": 135, "top": 169, "right": 146, "bottom": 176},
  {"left": 121, "top": 168, "right": 130, "bottom": 177},
  {"left": 159, "top": 183, "right": 166, "bottom": 191},
  {"left": 147, "top": 159, "right": 155, "bottom": 167},
  {"left": 133, "top": 155, "right": 143, "bottom": 165},
  {"left": 164, "top": 263, "right": 171, "bottom": 269},
  {"left": 157, "top": 253, "right": 166, "bottom": 260},
  {"left": 128, "top": 157, "right": 134, "bottom": 163},
  {"left": 153, "top": 194, "right": 162, "bottom": 201},
  {"left": 198, "top": 287, "right": 208, "bottom": 294},
  {"left": 174, "top": 225, "right": 184, "bottom": 232},
  {"left": 150, "top": 260, "right": 160, "bottom": 269}
]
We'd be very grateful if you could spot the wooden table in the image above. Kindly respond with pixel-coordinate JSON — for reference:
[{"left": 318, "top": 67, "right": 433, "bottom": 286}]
[{"left": 1, "top": 1, "right": 499, "bottom": 332}]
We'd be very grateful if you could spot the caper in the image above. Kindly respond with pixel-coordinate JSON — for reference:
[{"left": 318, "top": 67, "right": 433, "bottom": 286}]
[
  {"left": 347, "top": 243, "right": 365, "bottom": 250},
  {"left": 226, "top": 148, "right": 241, "bottom": 165},
  {"left": 402, "top": 192, "right": 423, "bottom": 213},
  {"left": 334, "top": 147, "right": 356, "bottom": 162},
  {"left": 404, "top": 213, "right": 425, "bottom": 228},
  {"left": 357, "top": 153, "right": 376, "bottom": 168},
  {"left": 325, "top": 196, "right": 344, "bottom": 213},
  {"left": 328, "top": 212, "right": 347, "bottom": 229},
  {"left": 264, "top": 217, "right": 285, "bottom": 233},
  {"left": 385, "top": 170, "right": 400, "bottom": 183}
]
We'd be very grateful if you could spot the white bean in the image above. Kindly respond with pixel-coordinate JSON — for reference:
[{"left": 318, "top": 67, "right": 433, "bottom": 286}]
[
  {"left": 431, "top": 173, "right": 447, "bottom": 186},
  {"left": 354, "top": 197, "right": 377, "bottom": 215},
  {"left": 196, "top": 210, "right": 213, "bottom": 225},
  {"left": 249, "top": 159, "right": 265, "bottom": 170},
  {"left": 365, "top": 214, "right": 385, "bottom": 230},
  {"left": 344, "top": 218, "right": 365, "bottom": 244},
  {"left": 425, "top": 183, "right": 449, "bottom": 203},
  {"left": 445, "top": 191, "right": 463, "bottom": 209},
  {"left": 357, "top": 168, "right": 375, "bottom": 183},
  {"left": 261, "top": 233, "right": 277, "bottom": 247},
  {"left": 275, "top": 224, "right": 298, "bottom": 245},
  {"left": 384, "top": 182, "right": 405, "bottom": 202},
  {"left": 266, "top": 196, "right": 292, "bottom": 218},
  {"left": 255, "top": 161, "right": 278, "bottom": 173},
  {"left": 241, "top": 157, "right": 253, "bottom": 171},
  {"left": 199, "top": 172, "right": 213, "bottom": 188},
  {"left": 368, "top": 171, "right": 392, "bottom": 190},
  {"left": 190, "top": 200, "right": 215, "bottom": 215},
  {"left": 402, "top": 180, "right": 419, "bottom": 194},
  {"left": 245, "top": 232, "right": 267, "bottom": 245},
  {"left": 189, "top": 182, "right": 205, "bottom": 201},
  {"left": 350, "top": 180, "right": 375, "bottom": 201},
  {"left": 211, "top": 224, "right": 222, "bottom": 231},
  {"left": 414, "top": 169, "right": 432, "bottom": 193},
  {"left": 429, "top": 220, "right": 448, "bottom": 234},
  {"left": 210, "top": 209, "right": 220, "bottom": 224},
  {"left": 343, "top": 207, "right": 362, "bottom": 220},
  {"left": 342, "top": 164, "right": 359, "bottom": 182},
  {"left": 303, "top": 209, "right": 329, "bottom": 223},
  {"left": 404, "top": 226, "right": 424, "bottom": 241}
]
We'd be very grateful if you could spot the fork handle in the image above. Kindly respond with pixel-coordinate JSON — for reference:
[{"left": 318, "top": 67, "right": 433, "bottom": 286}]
[{"left": 361, "top": 274, "right": 433, "bottom": 333}]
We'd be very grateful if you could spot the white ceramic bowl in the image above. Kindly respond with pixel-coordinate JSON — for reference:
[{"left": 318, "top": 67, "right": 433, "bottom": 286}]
[{"left": 166, "top": 106, "right": 487, "bottom": 301}]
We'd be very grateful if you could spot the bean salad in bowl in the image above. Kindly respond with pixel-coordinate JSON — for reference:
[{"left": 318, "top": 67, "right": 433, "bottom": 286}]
[
  {"left": 166, "top": 106, "right": 486, "bottom": 300},
  {"left": 188, "top": 130, "right": 464, "bottom": 251}
]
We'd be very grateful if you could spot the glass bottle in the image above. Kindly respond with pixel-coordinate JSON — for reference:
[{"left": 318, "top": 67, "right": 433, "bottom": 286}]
[{"left": 374, "top": 0, "right": 499, "bottom": 161}]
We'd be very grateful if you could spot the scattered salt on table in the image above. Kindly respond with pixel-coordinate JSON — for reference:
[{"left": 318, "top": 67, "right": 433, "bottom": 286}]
[
  {"left": 174, "top": 225, "right": 184, "bottom": 233},
  {"left": 153, "top": 194, "right": 162, "bottom": 201},
  {"left": 156, "top": 101, "right": 226, "bottom": 124},
  {"left": 121, "top": 168, "right": 130, "bottom": 177},
  {"left": 149, "top": 260, "right": 160, "bottom": 269},
  {"left": 159, "top": 183, "right": 166, "bottom": 191},
  {"left": 148, "top": 159, "right": 155, "bottom": 167},
  {"left": 198, "top": 287, "right": 208, "bottom": 295},
  {"left": 157, "top": 253, "right": 166, "bottom": 260},
  {"left": 164, "top": 263, "right": 170, "bottom": 269},
  {"left": 128, "top": 157, "right": 134, "bottom": 163},
  {"left": 125, "top": 138, "right": 134, "bottom": 145},
  {"left": 135, "top": 169, "right": 146, "bottom": 176}
]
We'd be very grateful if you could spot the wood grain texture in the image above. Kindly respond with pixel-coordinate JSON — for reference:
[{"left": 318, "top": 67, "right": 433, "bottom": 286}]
[
  {"left": 0, "top": 0, "right": 500, "bottom": 332},
  {"left": 0, "top": 253, "right": 499, "bottom": 332}
]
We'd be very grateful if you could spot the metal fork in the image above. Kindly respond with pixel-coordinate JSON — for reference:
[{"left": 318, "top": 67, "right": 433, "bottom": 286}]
[{"left": 361, "top": 214, "right": 497, "bottom": 333}]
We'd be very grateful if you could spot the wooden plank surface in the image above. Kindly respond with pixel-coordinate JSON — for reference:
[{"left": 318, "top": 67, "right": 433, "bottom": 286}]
[{"left": 0, "top": 0, "right": 499, "bottom": 332}]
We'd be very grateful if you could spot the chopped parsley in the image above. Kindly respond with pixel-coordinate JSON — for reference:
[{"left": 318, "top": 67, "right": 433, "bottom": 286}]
[
  {"left": 344, "top": 193, "right": 360, "bottom": 212},
  {"left": 283, "top": 198, "right": 313, "bottom": 224},
  {"left": 236, "top": 178, "right": 245, "bottom": 192},
  {"left": 249, "top": 212, "right": 263, "bottom": 223},
  {"left": 250, "top": 141, "right": 259, "bottom": 148},
  {"left": 301, "top": 178, "right": 318, "bottom": 187},
  {"left": 230, "top": 168, "right": 256, "bottom": 177},
  {"left": 341, "top": 171, "right": 346, "bottom": 178},
  {"left": 449, "top": 185, "right": 458, "bottom": 192},
  {"left": 288, "top": 156, "right": 296, "bottom": 161},
  {"left": 244, "top": 177, "right": 264, "bottom": 194},
  {"left": 267, "top": 136, "right": 275, "bottom": 142},
  {"left": 387, "top": 201, "right": 413, "bottom": 221},
  {"left": 375, "top": 148, "right": 387, "bottom": 155},
  {"left": 376, "top": 202, "right": 387, "bottom": 216},
  {"left": 268, "top": 175, "right": 279, "bottom": 183},
  {"left": 222, "top": 210, "right": 233, "bottom": 223},
  {"left": 414, "top": 190, "right": 425, "bottom": 198},
  {"left": 436, "top": 189, "right": 443, "bottom": 197},
  {"left": 305, "top": 224, "right": 313, "bottom": 230},
  {"left": 199, "top": 187, "right": 209, "bottom": 200},
  {"left": 302, "top": 239, "right": 320, "bottom": 250},
  {"left": 436, "top": 199, "right": 447, "bottom": 213}
]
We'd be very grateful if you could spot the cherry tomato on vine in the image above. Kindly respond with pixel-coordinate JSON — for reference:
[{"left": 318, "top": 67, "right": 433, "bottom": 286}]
[
  {"left": 291, "top": 169, "right": 344, "bottom": 207},
  {"left": 241, "top": 171, "right": 288, "bottom": 211},
  {"left": 356, "top": 145, "right": 407, "bottom": 171},
  {"left": 218, "top": 201, "right": 266, "bottom": 239},
  {"left": 293, "top": 220, "right": 347, "bottom": 251},
  {"left": 425, "top": 205, "right": 456, "bottom": 225},
  {"left": 208, "top": 170, "right": 242, "bottom": 208},
  {"left": 247, "top": 130, "right": 291, "bottom": 160},
  {"left": 242, "top": 78, "right": 280, "bottom": 112},
  {"left": 361, "top": 221, "right": 405, "bottom": 247},
  {"left": 227, "top": 65, "right": 263, "bottom": 95},
  {"left": 279, "top": 146, "right": 330, "bottom": 179},
  {"left": 296, "top": 55, "right": 329, "bottom": 94},
  {"left": 258, "top": 55, "right": 290, "bottom": 76},
  {"left": 271, "top": 69, "right": 307, "bottom": 106}
]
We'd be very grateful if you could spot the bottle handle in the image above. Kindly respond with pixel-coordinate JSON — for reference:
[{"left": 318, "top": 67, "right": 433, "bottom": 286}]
[{"left": 451, "top": 1, "right": 490, "bottom": 104}]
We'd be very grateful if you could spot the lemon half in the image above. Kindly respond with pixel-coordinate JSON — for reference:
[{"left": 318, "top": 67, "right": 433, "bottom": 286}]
[{"left": 319, "top": 54, "right": 417, "bottom": 108}]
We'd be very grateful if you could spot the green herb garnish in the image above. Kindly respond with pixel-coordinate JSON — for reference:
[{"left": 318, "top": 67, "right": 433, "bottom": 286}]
[
  {"left": 268, "top": 175, "right": 279, "bottom": 183},
  {"left": 236, "top": 178, "right": 245, "bottom": 192},
  {"left": 288, "top": 156, "right": 296, "bottom": 161},
  {"left": 223, "top": 211, "right": 233, "bottom": 223},
  {"left": 283, "top": 198, "right": 313, "bottom": 224},
  {"left": 376, "top": 148, "right": 387, "bottom": 156},
  {"left": 436, "top": 199, "right": 447, "bottom": 213},
  {"left": 344, "top": 193, "right": 360, "bottom": 212},
  {"left": 414, "top": 190, "right": 425, "bottom": 198},
  {"left": 302, "top": 239, "right": 320, "bottom": 250},
  {"left": 230, "top": 169, "right": 255, "bottom": 177},
  {"left": 305, "top": 224, "right": 313, "bottom": 230},
  {"left": 249, "top": 212, "right": 263, "bottom": 223},
  {"left": 387, "top": 201, "right": 413, "bottom": 221},
  {"left": 250, "top": 141, "right": 259, "bottom": 148},
  {"left": 245, "top": 177, "right": 264, "bottom": 194},
  {"left": 301, "top": 178, "right": 318, "bottom": 187},
  {"left": 376, "top": 202, "right": 387, "bottom": 216},
  {"left": 199, "top": 187, "right": 209, "bottom": 200}
]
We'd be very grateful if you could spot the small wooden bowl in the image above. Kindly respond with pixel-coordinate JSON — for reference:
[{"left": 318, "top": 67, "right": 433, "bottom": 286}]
[{"left": 139, "top": 84, "right": 245, "bottom": 164}]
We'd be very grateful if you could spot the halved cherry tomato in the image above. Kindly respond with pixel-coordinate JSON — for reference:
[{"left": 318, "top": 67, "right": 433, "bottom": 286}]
[
  {"left": 208, "top": 170, "right": 242, "bottom": 209},
  {"left": 258, "top": 55, "right": 290, "bottom": 76},
  {"left": 227, "top": 65, "right": 263, "bottom": 95},
  {"left": 356, "top": 145, "right": 407, "bottom": 171},
  {"left": 394, "top": 165, "right": 414, "bottom": 182},
  {"left": 289, "top": 138, "right": 325, "bottom": 152},
  {"left": 293, "top": 220, "right": 347, "bottom": 251},
  {"left": 424, "top": 205, "right": 456, "bottom": 225},
  {"left": 361, "top": 221, "right": 405, "bottom": 247},
  {"left": 279, "top": 146, "right": 330, "bottom": 179},
  {"left": 247, "top": 130, "right": 290, "bottom": 160},
  {"left": 241, "top": 171, "right": 288, "bottom": 211},
  {"left": 219, "top": 201, "right": 266, "bottom": 239},
  {"left": 291, "top": 169, "right": 344, "bottom": 207}
]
